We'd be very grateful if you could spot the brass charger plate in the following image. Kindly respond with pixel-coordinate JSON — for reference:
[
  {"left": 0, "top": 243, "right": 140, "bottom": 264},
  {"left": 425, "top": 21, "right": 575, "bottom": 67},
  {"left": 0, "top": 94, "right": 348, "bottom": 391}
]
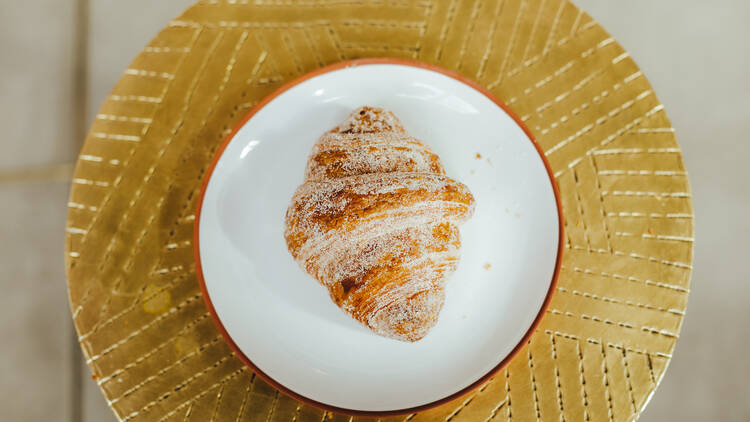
[{"left": 66, "top": 0, "right": 693, "bottom": 421}]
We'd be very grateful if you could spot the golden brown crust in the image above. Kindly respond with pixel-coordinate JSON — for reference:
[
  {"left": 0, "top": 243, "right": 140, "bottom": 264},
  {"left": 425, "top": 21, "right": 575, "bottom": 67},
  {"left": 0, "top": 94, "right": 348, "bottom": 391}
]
[
  {"left": 304, "top": 132, "right": 445, "bottom": 180},
  {"left": 284, "top": 106, "right": 475, "bottom": 341}
]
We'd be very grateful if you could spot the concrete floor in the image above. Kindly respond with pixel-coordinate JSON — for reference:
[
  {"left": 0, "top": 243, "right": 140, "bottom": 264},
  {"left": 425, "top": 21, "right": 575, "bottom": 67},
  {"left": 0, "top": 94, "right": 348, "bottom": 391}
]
[{"left": 0, "top": 0, "right": 747, "bottom": 420}]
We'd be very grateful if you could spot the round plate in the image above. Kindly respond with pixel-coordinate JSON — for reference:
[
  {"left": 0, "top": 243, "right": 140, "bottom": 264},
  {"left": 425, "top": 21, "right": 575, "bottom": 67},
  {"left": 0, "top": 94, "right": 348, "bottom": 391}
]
[{"left": 194, "top": 59, "right": 563, "bottom": 415}]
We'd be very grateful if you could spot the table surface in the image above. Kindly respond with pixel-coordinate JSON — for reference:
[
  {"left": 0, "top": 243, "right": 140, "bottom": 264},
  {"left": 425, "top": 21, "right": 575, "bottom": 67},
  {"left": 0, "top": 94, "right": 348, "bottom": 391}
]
[
  {"left": 9, "top": 0, "right": 750, "bottom": 421},
  {"left": 63, "top": 1, "right": 694, "bottom": 421}
]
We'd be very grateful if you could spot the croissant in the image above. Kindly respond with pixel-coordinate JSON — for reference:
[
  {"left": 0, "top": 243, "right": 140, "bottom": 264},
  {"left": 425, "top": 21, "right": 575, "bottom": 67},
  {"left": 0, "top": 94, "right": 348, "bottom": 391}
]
[{"left": 284, "top": 107, "right": 476, "bottom": 341}]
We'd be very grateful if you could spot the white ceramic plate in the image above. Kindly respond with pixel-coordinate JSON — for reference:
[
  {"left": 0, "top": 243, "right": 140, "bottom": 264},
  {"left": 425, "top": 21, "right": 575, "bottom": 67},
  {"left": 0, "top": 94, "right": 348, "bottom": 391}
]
[{"left": 195, "top": 59, "right": 563, "bottom": 415}]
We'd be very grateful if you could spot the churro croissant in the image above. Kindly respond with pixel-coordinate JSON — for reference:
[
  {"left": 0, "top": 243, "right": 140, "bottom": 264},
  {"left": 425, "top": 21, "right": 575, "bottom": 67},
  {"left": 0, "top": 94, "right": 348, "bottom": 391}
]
[{"left": 284, "top": 107, "right": 475, "bottom": 341}]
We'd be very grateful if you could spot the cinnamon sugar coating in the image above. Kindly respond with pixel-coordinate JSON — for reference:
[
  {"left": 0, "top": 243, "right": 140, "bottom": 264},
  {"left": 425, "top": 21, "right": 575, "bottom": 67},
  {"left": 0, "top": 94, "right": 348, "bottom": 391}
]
[{"left": 284, "top": 107, "right": 475, "bottom": 341}]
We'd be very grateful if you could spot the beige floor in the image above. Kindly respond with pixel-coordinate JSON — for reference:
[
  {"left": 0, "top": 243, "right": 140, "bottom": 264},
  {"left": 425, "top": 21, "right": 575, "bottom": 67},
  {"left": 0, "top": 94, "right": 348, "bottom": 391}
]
[{"left": 0, "top": 0, "right": 747, "bottom": 420}]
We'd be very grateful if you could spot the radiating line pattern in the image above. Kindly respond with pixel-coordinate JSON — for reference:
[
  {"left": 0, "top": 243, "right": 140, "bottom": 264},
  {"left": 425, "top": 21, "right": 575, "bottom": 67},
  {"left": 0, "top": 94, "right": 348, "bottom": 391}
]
[{"left": 65, "top": 0, "right": 693, "bottom": 421}]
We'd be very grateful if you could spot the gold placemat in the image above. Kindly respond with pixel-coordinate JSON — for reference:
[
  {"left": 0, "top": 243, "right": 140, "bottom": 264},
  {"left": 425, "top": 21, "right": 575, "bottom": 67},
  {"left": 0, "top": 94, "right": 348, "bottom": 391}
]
[{"left": 65, "top": 0, "right": 693, "bottom": 420}]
